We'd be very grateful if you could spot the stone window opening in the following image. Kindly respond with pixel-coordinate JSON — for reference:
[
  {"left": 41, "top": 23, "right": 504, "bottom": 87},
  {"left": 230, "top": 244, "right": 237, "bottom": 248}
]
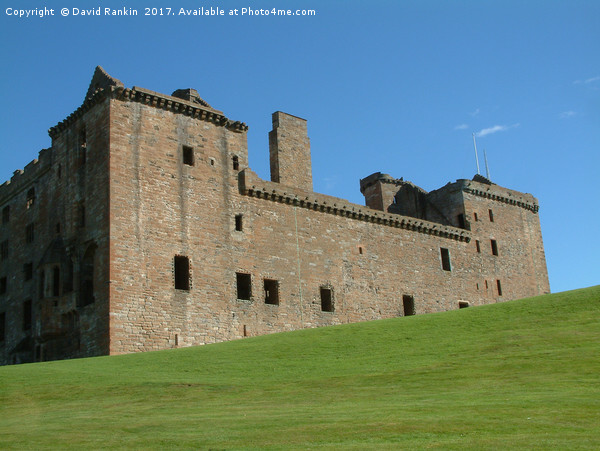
[
  {"left": 80, "top": 244, "right": 97, "bottom": 307},
  {"left": 2, "top": 205, "right": 9, "bottom": 224},
  {"left": 174, "top": 255, "right": 191, "bottom": 291},
  {"left": 320, "top": 286, "right": 334, "bottom": 312},
  {"left": 497, "top": 279, "right": 503, "bottom": 296},
  {"left": 358, "top": 246, "right": 364, "bottom": 255},
  {"left": 402, "top": 295, "right": 415, "bottom": 316},
  {"left": 264, "top": 279, "right": 280, "bottom": 305},
  {"left": 232, "top": 155, "right": 240, "bottom": 171},
  {"left": 24, "top": 263, "right": 33, "bottom": 282},
  {"left": 236, "top": 272, "right": 252, "bottom": 300},
  {"left": 440, "top": 247, "right": 452, "bottom": 272},
  {"left": 235, "top": 214, "right": 243, "bottom": 232},
  {"left": 79, "top": 127, "right": 87, "bottom": 164},
  {"left": 473, "top": 212, "right": 478, "bottom": 222},
  {"left": 26, "top": 188, "right": 35, "bottom": 209},
  {"left": 457, "top": 213, "right": 466, "bottom": 229},
  {"left": 489, "top": 209, "right": 494, "bottom": 222},
  {"left": 485, "top": 280, "right": 489, "bottom": 289},
  {"left": 209, "top": 157, "right": 216, "bottom": 166},
  {"left": 476, "top": 282, "right": 480, "bottom": 290},
  {"left": 0, "top": 240, "right": 7, "bottom": 260},
  {"left": 52, "top": 266, "right": 61, "bottom": 297},
  {"left": 0, "top": 311, "right": 5, "bottom": 342},
  {"left": 39, "top": 270, "right": 45, "bottom": 299},
  {"left": 491, "top": 239, "right": 499, "bottom": 256},
  {"left": 182, "top": 145, "right": 194, "bottom": 166},
  {"left": 23, "top": 299, "right": 32, "bottom": 331},
  {"left": 56, "top": 223, "right": 61, "bottom": 234},
  {"left": 78, "top": 204, "right": 86, "bottom": 228},
  {"left": 476, "top": 240, "right": 481, "bottom": 253},
  {"left": 0, "top": 277, "right": 7, "bottom": 294},
  {"left": 26, "top": 223, "right": 34, "bottom": 244},
  {"left": 459, "top": 301, "right": 470, "bottom": 309}
]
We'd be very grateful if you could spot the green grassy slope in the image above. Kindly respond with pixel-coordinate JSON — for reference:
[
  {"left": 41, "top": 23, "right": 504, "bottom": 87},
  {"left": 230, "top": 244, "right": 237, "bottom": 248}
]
[{"left": 1, "top": 286, "right": 599, "bottom": 450}]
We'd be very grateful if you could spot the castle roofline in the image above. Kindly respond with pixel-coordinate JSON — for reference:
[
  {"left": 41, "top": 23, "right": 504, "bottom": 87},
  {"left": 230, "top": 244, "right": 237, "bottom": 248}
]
[{"left": 48, "top": 66, "right": 248, "bottom": 139}]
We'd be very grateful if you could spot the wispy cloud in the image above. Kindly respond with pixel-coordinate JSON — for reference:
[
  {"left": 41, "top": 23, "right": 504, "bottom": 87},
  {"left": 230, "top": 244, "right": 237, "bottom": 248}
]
[
  {"left": 454, "top": 123, "right": 469, "bottom": 130},
  {"left": 574, "top": 76, "right": 600, "bottom": 85},
  {"left": 560, "top": 110, "right": 577, "bottom": 119},
  {"left": 475, "top": 123, "right": 519, "bottom": 138},
  {"left": 470, "top": 108, "right": 480, "bottom": 117}
]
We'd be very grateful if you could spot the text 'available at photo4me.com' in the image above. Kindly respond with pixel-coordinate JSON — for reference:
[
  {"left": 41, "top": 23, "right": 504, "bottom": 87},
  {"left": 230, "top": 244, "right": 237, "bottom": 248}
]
[{"left": 5, "top": 5, "right": 317, "bottom": 19}]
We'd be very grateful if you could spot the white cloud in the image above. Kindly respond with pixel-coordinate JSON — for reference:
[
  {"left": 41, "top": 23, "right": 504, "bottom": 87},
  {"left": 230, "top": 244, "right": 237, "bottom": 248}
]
[
  {"left": 574, "top": 76, "right": 600, "bottom": 85},
  {"left": 475, "top": 123, "right": 519, "bottom": 138},
  {"left": 454, "top": 123, "right": 469, "bottom": 130},
  {"left": 560, "top": 111, "right": 577, "bottom": 119}
]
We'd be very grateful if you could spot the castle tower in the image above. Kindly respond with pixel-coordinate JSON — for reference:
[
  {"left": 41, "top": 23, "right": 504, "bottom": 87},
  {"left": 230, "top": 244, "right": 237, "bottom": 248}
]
[{"left": 269, "top": 112, "right": 313, "bottom": 191}]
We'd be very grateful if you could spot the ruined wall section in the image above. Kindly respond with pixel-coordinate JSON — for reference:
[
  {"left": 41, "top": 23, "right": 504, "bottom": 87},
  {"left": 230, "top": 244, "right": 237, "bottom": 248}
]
[
  {"left": 0, "top": 92, "right": 111, "bottom": 364},
  {"left": 269, "top": 112, "right": 313, "bottom": 191}
]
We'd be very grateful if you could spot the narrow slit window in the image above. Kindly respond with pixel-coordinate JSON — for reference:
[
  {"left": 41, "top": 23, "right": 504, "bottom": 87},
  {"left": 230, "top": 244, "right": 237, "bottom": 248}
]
[
  {"left": 497, "top": 279, "right": 503, "bottom": 296},
  {"left": 2, "top": 206, "right": 9, "bottom": 224},
  {"left": 457, "top": 213, "right": 465, "bottom": 229},
  {"left": 0, "top": 277, "right": 7, "bottom": 294},
  {"left": 52, "top": 266, "right": 60, "bottom": 297},
  {"left": 402, "top": 295, "right": 415, "bottom": 316},
  {"left": 235, "top": 214, "right": 243, "bottom": 231},
  {"left": 476, "top": 240, "right": 481, "bottom": 253},
  {"left": 473, "top": 212, "right": 478, "bottom": 222},
  {"left": 236, "top": 273, "right": 252, "bottom": 300},
  {"left": 26, "top": 223, "right": 34, "bottom": 243},
  {"left": 79, "top": 127, "right": 87, "bottom": 164},
  {"left": 440, "top": 247, "right": 451, "bottom": 271},
  {"left": 0, "top": 241, "right": 7, "bottom": 260},
  {"left": 320, "top": 287, "right": 334, "bottom": 312},
  {"left": 489, "top": 209, "right": 494, "bottom": 222},
  {"left": 182, "top": 145, "right": 194, "bottom": 166},
  {"left": 23, "top": 299, "right": 32, "bottom": 331},
  {"left": 491, "top": 239, "right": 499, "bottom": 256},
  {"left": 174, "top": 256, "right": 190, "bottom": 291},
  {"left": 264, "top": 279, "right": 279, "bottom": 305},
  {"left": 26, "top": 188, "right": 35, "bottom": 209},
  {"left": 232, "top": 155, "right": 239, "bottom": 171},
  {"left": 0, "top": 312, "right": 5, "bottom": 342}
]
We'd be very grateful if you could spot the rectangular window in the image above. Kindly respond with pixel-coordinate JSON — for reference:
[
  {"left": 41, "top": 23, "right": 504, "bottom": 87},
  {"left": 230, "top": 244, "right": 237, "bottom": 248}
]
[
  {"left": 0, "top": 312, "right": 5, "bottom": 342},
  {"left": 182, "top": 145, "right": 194, "bottom": 166},
  {"left": 174, "top": 256, "right": 190, "bottom": 291},
  {"left": 0, "top": 240, "right": 7, "bottom": 260},
  {"left": 457, "top": 214, "right": 465, "bottom": 229},
  {"left": 473, "top": 212, "right": 478, "bottom": 222},
  {"left": 264, "top": 279, "right": 279, "bottom": 305},
  {"left": 497, "top": 279, "right": 503, "bottom": 296},
  {"left": 232, "top": 156, "right": 240, "bottom": 170},
  {"left": 320, "top": 287, "right": 334, "bottom": 312},
  {"left": 459, "top": 301, "right": 470, "bottom": 309},
  {"left": 24, "top": 263, "right": 33, "bottom": 281},
  {"left": 491, "top": 239, "right": 499, "bottom": 256},
  {"left": 476, "top": 240, "right": 481, "bottom": 253},
  {"left": 402, "top": 295, "right": 415, "bottom": 316},
  {"left": 53, "top": 267, "right": 60, "bottom": 297},
  {"left": 236, "top": 273, "right": 252, "bottom": 300},
  {"left": 26, "top": 188, "right": 35, "bottom": 209},
  {"left": 489, "top": 209, "right": 494, "bottom": 222},
  {"left": 23, "top": 300, "right": 32, "bottom": 331},
  {"left": 2, "top": 205, "right": 9, "bottom": 224},
  {"left": 78, "top": 204, "right": 86, "bottom": 228},
  {"left": 0, "top": 277, "right": 6, "bottom": 294},
  {"left": 440, "top": 248, "right": 451, "bottom": 271},
  {"left": 26, "top": 223, "right": 34, "bottom": 244},
  {"left": 235, "top": 214, "right": 243, "bottom": 231}
]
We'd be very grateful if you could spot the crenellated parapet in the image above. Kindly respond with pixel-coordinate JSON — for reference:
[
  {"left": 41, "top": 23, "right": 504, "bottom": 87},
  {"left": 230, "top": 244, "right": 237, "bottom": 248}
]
[
  {"left": 49, "top": 84, "right": 248, "bottom": 140},
  {"left": 0, "top": 148, "right": 52, "bottom": 204},
  {"left": 240, "top": 169, "right": 471, "bottom": 242},
  {"left": 460, "top": 180, "right": 539, "bottom": 213}
]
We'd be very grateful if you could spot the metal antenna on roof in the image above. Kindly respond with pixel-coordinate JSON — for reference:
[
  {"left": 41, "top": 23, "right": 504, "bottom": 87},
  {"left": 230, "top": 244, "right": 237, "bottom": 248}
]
[
  {"left": 483, "top": 148, "right": 491, "bottom": 180},
  {"left": 472, "top": 133, "right": 481, "bottom": 175}
]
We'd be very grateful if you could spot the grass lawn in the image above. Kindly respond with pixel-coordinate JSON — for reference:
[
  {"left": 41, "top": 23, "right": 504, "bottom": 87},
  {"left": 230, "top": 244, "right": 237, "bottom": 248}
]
[{"left": 1, "top": 285, "right": 599, "bottom": 449}]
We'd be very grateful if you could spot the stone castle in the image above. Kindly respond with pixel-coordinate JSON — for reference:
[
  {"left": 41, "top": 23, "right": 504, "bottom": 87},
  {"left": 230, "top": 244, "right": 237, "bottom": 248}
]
[{"left": 0, "top": 67, "right": 550, "bottom": 365}]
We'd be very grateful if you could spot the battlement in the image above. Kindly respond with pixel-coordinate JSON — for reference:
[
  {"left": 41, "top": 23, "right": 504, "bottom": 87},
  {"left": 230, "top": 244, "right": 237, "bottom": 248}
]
[{"left": 0, "top": 148, "right": 53, "bottom": 204}]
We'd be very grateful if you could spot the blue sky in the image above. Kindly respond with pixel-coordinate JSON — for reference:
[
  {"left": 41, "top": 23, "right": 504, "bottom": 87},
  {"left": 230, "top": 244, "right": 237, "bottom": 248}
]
[{"left": 1, "top": 0, "right": 598, "bottom": 293}]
